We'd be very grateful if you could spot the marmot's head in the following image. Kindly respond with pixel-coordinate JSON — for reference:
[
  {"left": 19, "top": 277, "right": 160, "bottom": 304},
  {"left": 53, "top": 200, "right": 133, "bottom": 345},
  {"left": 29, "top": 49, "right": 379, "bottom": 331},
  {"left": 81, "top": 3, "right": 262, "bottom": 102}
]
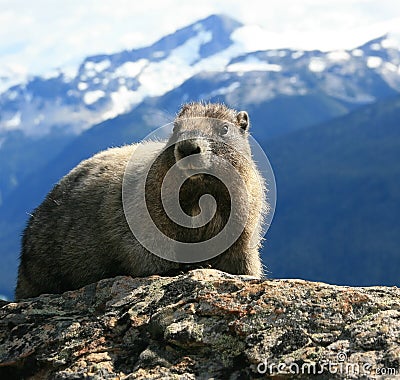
[{"left": 168, "top": 102, "right": 252, "bottom": 176}]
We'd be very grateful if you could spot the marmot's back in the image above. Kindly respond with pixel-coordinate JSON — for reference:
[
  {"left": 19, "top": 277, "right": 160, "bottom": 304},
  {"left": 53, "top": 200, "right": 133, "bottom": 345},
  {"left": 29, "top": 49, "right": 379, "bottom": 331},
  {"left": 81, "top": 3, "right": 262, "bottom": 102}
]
[{"left": 16, "top": 142, "right": 165, "bottom": 299}]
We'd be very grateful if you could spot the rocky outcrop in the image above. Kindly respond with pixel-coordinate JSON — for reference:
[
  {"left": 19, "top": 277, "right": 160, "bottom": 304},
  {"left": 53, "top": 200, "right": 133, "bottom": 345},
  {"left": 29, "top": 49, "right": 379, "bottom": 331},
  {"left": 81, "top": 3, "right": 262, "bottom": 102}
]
[{"left": 0, "top": 269, "right": 399, "bottom": 379}]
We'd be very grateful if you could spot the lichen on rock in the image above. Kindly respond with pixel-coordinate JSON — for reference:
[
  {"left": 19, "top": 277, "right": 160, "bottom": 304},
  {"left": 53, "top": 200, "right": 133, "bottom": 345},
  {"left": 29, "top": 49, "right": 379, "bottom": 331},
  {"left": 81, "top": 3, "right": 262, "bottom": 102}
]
[{"left": 1, "top": 269, "right": 399, "bottom": 379}]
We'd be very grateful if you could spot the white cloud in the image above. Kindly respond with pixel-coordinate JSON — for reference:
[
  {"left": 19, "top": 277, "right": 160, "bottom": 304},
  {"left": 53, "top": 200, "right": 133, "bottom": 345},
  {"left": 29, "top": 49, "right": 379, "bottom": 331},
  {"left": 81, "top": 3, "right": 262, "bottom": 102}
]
[{"left": 0, "top": 0, "right": 400, "bottom": 79}]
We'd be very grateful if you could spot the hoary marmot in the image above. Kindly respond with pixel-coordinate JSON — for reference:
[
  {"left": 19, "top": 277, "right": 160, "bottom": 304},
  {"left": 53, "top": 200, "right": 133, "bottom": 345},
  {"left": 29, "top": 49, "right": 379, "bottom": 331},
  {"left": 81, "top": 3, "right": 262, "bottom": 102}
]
[{"left": 15, "top": 102, "right": 268, "bottom": 299}]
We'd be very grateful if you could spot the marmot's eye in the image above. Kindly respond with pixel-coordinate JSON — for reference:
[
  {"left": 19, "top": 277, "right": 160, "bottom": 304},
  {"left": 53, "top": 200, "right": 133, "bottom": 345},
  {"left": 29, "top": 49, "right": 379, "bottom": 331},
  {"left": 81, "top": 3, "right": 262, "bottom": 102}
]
[{"left": 219, "top": 123, "right": 229, "bottom": 136}]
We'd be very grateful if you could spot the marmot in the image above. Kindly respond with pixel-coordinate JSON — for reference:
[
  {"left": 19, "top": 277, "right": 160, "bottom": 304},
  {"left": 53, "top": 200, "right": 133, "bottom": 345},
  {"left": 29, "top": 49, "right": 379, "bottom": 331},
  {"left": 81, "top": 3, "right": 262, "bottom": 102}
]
[{"left": 15, "top": 102, "right": 268, "bottom": 300}]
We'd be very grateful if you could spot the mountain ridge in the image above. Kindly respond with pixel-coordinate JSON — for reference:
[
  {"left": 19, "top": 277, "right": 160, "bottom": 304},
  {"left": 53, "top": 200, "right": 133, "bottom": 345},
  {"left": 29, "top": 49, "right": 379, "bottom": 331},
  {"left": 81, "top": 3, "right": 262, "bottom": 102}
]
[{"left": 1, "top": 14, "right": 400, "bottom": 139}]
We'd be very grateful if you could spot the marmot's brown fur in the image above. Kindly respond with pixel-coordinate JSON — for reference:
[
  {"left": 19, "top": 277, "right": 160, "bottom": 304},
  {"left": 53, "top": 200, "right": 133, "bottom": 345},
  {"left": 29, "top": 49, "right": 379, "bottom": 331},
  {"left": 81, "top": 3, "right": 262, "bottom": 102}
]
[{"left": 15, "top": 102, "right": 268, "bottom": 300}]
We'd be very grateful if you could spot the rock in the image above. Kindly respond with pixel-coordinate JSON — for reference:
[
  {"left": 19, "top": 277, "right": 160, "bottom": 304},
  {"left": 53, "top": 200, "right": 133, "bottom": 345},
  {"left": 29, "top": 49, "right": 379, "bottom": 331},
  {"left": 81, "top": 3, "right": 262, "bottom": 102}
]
[{"left": 0, "top": 269, "right": 399, "bottom": 379}]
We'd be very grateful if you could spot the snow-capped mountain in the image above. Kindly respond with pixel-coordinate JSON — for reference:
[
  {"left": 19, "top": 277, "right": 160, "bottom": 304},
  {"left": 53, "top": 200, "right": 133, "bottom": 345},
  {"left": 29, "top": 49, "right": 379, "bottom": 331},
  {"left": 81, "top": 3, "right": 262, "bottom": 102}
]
[
  {"left": 0, "top": 15, "right": 243, "bottom": 136},
  {"left": 1, "top": 14, "right": 400, "bottom": 138}
]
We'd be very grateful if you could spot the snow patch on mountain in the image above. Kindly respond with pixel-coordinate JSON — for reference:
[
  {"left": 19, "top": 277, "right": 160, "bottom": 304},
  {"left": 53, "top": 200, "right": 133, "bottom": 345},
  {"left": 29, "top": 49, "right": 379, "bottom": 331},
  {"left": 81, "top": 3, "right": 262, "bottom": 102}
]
[
  {"left": 367, "top": 56, "right": 383, "bottom": 68},
  {"left": 137, "top": 30, "right": 212, "bottom": 96},
  {"left": 209, "top": 82, "right": 241, "bottom": 97},
  {"left": 84, "top": 59, "right": 111, "bottom": 73},
  {"left": 83, "top": 90, "right": 106, "bottom": 105},
  {"left": 102, "top": 86, "right": 139, "bottom": 120},
  {"left": 3, "top": 112, "right": 21, "bottom": 130},
  {"left": 114, "top": 60, "right": 148, "bottom": 78},
  {"left": 352, "top": 49, "right": 364, "bottom": 57},
  {"left": 100, "top": 29, "right": 216, "bottom": 118},
  {"left": 78, "top": 82, "right": 89, "bottom": 91},
  {"left": 309, "top": 58, "right": 326, "bottom": 73},
  {"left": 227, "top": 57, "right": 282, "bottom": 72},
  {"left": 326, "top": 51, "right": 351, "bottom": 62}
]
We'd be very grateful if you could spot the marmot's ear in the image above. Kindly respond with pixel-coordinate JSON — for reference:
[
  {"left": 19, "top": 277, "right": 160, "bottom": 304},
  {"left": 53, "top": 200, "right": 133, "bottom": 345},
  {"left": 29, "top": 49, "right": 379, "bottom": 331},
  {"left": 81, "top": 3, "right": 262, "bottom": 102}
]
[
  {"left": 237, "top": 111, "right": 249, "bottom": 130},
  {"left": 178, "top": 103, "right": 191, "bottom": 117}
]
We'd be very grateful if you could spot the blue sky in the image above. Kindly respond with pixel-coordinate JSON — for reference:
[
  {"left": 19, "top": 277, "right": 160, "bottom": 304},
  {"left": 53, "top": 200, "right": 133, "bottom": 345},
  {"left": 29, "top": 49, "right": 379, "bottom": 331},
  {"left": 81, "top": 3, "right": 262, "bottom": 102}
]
[{"left": 1, "top": 0, "right": 400, "bottom": 79}]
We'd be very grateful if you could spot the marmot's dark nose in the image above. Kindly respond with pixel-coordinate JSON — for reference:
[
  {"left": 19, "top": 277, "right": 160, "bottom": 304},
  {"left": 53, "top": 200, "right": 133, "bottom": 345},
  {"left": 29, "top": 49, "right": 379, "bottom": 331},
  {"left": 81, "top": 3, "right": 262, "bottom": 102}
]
[{"left": 177, "top": 140, "right": 201, "bottom": 158}]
